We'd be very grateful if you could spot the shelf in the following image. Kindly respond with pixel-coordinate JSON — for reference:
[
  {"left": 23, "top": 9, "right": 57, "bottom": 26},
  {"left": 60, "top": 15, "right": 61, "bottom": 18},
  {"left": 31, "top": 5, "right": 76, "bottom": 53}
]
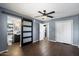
[
  {"left": 23, "top": 31, "right": 32, "bottom": 33},
  {"left": 23, "top": 25, "right": 32, "bottom": 27},
  {"left": 8, "top": 23, "right": 13, "bottom": 26},
  {"left": 8, "top": 27, "right": 13, "bottom": 28},
  {"left": 8, "top": 33, "right": 13, "bottom": 35}
]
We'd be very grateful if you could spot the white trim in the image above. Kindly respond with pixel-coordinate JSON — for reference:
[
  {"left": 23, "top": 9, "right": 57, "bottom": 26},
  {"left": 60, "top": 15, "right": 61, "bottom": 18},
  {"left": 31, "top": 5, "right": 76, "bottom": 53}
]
[
  {"left": 49, "top": 39, "right": 79, "bottom": 48},
  {"left": 48, "top": 40, "right": 56, "bottom": 42},
  {"left": 19, "top": 44, "right": 21, "bottom": 47},
  {"left": 70, "top": 20, "right": 73, "bottom": 44},
  {"left": 46, "top": 23, "right": 49, "bottom": 40},
  {"left": 77, "top": 45, "right": 79, "bottom": 48},
  {"left": 71, "top": 44, "right": 79, "bottom": 48},
  {"left": 0, "top": 50, "right": 8, "bottom": 54},
  {"left": 56, "top": 40, "right": 72, "bottom": 45},
  {"left": 34, "top": 39, "right": 79, "bottom": 48},
  {"left": 33, "top": 40, "right": 39, "bottom": 43},
  {"left": 71, "top": 44, "right": 78, "bottom": 47},
  {"left": 56, "top": 40, "right": 78, "bottom": 47}
]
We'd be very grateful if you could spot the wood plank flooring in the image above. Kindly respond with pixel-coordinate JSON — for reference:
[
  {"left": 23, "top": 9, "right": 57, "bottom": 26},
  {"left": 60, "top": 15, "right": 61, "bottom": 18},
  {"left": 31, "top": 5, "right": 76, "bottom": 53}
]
[{"left": 0, "top": 39, "right": 79, "bottom": 56}]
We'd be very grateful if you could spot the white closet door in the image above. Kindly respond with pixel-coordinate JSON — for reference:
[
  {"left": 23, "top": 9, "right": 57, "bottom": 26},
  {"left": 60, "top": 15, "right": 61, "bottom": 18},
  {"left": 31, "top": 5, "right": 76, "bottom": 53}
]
[{"left": 55, "top": 20, "right": 73, "bottom": 44}]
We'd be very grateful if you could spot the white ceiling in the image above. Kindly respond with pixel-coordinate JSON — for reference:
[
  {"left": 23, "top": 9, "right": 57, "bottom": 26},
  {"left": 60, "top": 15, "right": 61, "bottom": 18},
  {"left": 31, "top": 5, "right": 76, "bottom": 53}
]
[{"left": 0, "top": 3, "right": 79, "bottom": 21}]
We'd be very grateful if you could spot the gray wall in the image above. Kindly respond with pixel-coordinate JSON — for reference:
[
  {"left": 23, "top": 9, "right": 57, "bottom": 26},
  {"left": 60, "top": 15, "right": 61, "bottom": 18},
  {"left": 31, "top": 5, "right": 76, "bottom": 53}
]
[
  {"left": 49, "top": 20, "right": 55, "bottom": 41},
  {"left": 33, "top": 20, "right": 39, "bottom": 42},
  {"left": 0, "top": 11, "right": 7, "bottom": 52},
  {"left": 73, "top": 15, "right": 79, "bottom": 45},
  {"left": 0, "top": 7, "right": 43, "bottom": 44},
  {"left": 0, "top": 7, "right": 40, "bottom": 52},
  {"left": 49, "top": 14, "right": 79, "bottom": 45}
]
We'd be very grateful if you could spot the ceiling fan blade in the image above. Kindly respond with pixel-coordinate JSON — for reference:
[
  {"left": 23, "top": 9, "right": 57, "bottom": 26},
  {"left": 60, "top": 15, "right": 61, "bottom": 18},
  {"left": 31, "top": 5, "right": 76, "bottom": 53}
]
[
  {"left": 47, "top": 11, "right": 55, "bottom": 14},
  {"left": 38, "top": 11, "right": 44, "bottom": 14},
  {"left": 47, "top": 16, "right": 53, "bottom": 18}
]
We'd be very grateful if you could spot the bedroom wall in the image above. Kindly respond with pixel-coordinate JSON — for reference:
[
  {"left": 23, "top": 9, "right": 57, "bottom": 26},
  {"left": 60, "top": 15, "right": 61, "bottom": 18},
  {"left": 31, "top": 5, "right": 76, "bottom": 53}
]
[
  {"left": 49, "top": 14, "right": 79, "bottom": 46},
  {"left": 0, "top": 7, "right": 41, "bottom": 52},
  {"left": 33, "top": 20, "right": 39, "bottom": 42},
  {"left": 0, "top": 11, "right": 8, "bottom": 52}
]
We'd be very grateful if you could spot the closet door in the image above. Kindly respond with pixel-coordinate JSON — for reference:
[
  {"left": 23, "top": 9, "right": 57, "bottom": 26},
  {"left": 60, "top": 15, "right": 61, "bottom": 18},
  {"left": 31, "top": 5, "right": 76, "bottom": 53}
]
[
  {"left": 55, "top": 20, "right": 73, "bottom": 44},
  {"left": 21, "top": 18, "right": 33, "bottom": 46}
]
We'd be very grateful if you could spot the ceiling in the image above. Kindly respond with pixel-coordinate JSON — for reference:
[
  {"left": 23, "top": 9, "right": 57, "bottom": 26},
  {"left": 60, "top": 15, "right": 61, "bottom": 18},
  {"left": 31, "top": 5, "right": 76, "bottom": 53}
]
[{"left": 0, "top": 3, "right": 79, "bottom": 21}]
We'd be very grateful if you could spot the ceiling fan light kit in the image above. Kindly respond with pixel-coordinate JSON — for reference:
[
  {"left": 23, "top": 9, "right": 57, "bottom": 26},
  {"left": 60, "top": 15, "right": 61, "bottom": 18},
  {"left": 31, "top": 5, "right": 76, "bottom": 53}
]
[
  {"left": 41, "top": 16, "right": 47, "bottom": 19},
  {"left": 36, "top": 10, "right": 55, "bottom": 20}
]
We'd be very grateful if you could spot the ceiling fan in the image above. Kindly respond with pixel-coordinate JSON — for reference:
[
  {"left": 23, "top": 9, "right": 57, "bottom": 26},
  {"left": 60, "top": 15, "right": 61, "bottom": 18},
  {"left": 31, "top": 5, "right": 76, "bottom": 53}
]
[{"left": 35, "top": 10, "right": 55, "bottom": 19}]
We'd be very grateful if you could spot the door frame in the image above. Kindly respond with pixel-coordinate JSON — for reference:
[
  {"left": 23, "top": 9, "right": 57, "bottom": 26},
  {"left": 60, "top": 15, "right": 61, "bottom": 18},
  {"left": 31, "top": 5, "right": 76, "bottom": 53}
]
[
  {"left": 55, "top": 20, "right": 73, "bottom": 45},
  {"left": 39, "top": 23, "right": 49, "bottom": 41},
  {"left": 39, "top": 23, "right": 45, "bottom": 41}
]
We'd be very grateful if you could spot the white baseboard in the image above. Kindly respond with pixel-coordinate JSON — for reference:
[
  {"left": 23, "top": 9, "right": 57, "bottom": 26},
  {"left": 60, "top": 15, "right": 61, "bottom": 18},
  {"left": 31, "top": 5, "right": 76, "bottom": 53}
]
[
  {"left": 49, "top": 40, "right": 79, "bottom": 48},
  {"left": 48, "top": 40, "right": 56, "bottom": 42},
  {"left": 77, "top": 45, "right": 79, "bottom": 48},
  {"left": 33, "top": 39, "right": 79, "bottom": 48},
  {"left": 72, "top": 44, "right": 79, "bottom": 48},
  {"left": 71, "top": 44, "right": 78, "bottom": 47},
  {"left": 33, "top": 40, "right": 39, "bottom": 43},
  {"left": 0, "top": 50, "right": 8, "bottom": 54},
  {"left": 19, "top": 44, "right": 22, "bottom": 47}
]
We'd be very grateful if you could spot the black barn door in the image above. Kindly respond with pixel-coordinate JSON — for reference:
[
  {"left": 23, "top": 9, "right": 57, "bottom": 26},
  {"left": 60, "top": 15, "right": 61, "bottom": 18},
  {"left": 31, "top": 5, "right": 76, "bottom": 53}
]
[{"left": 21, "top": 18, "right": 33, "bottom": 46}]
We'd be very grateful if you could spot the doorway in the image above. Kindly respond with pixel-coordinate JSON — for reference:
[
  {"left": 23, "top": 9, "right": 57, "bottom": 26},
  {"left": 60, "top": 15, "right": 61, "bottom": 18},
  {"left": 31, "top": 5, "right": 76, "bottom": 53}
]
[
  {"left": 55, "top": 20, "right": 73, "bottom": 44},
  {"left": 39, "top": 23, "right": 49, "bottom": 41},
  {"left": 7, "top": 15, "right": 21, "bottom": 47}
]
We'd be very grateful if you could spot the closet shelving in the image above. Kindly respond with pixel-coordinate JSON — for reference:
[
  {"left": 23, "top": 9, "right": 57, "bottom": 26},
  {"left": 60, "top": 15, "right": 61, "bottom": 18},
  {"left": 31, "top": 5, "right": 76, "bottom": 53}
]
[{"left": 7, "top": 23, "right": 13, "bottom": 35}]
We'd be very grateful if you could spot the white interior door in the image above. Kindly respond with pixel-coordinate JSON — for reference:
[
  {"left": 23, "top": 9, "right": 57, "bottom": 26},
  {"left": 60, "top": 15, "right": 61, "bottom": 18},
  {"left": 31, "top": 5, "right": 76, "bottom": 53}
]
[
  {"left": 55, "top": 20, "right": 73, "bottom": 44},
  {"left": 39, "top": 24, "right": 45, "bottom": 40}
]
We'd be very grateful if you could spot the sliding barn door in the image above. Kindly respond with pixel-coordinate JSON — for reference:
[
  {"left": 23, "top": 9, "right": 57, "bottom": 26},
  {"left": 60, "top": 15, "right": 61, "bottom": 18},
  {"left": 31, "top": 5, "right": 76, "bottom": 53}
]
[
  {"left": 55, "top": 20, "right": 73, "bottom": 44},
  {"left": 21, "top": 18, "right": 33, "bottom": 46}
]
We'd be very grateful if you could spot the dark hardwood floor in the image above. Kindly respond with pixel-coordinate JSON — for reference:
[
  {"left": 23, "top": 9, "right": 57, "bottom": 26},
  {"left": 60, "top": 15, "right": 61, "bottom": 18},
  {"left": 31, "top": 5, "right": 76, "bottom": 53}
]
[{"left": 0, "top": 39, "right": 79, "bottom": 56}]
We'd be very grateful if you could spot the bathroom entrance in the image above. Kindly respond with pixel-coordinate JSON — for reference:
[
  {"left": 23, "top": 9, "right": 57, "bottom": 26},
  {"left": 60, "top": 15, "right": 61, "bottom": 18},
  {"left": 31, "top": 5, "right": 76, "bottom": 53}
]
[
  {"left": 7, "top": 15, "right": 21, "bottom": 47},
  {"left": 39, "top": 23, "right": 49, "bottom": 41}
]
